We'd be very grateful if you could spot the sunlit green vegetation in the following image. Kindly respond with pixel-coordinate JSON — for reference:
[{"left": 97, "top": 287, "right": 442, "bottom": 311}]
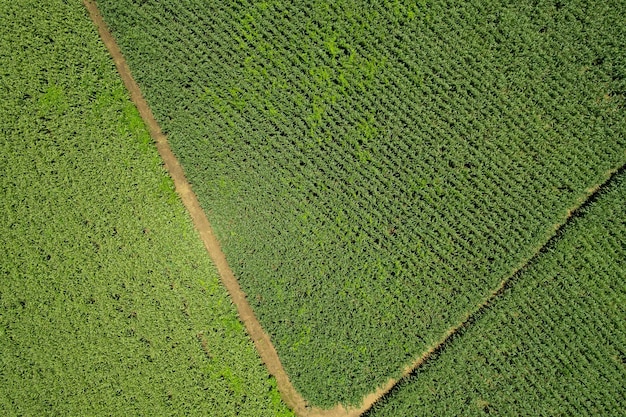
[
  {"left": 0, "top": 1, "right": 293, "bottom": 415},
  {"left": 98, "top": 0, "right": 626, "bottom": 407},
  {"left": 367, "top": 171, "right": 626, "bottom": 416}
]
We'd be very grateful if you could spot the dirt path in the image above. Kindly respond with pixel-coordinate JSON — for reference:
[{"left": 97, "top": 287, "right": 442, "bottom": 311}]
[
  {"left": 83, "top": 1, "right": 625, "bottom": 416},
  {"left": 83, "top": 1, "right": 306, "bottom": 414}
]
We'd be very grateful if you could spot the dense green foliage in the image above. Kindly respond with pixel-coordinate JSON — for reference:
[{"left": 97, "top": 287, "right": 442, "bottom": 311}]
[
  {"left": 0, "top": 1, "right": 292, "bottom": 416},
  {"left": 366, "top": 171, "right": 626, "bottom": 416},
  {"left": 98, "top": 0, "right": 626, "bottom": 406}
]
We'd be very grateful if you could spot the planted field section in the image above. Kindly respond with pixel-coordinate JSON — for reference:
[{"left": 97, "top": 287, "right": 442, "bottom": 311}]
[
  {"left": 366, "top": 171, "right": 626, "bottom": 416},
  {"left": 0, "top": 1, "right": 292, "bottom": 416},
  {"left": 98, "top": 0, "right": 626, "bottom": 407}
]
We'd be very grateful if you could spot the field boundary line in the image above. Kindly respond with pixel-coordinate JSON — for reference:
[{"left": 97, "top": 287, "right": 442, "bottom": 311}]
[
  {"left": 82, "top": 1, "right": 312, "bottom": 415},
  {"left": 84, "top": 2, "right": 375, "bottom": 415}
]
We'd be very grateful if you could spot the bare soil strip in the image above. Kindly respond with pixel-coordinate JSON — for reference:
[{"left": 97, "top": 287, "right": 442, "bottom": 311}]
[
  {"left": 82, "top": 2, "right": 307, "bottom": 415},
  {"left": 83, "top": 2, "right": 625, "bottom": 416},
  {"left": 83, "top": 2, "right": 373, "bottom": 415}
]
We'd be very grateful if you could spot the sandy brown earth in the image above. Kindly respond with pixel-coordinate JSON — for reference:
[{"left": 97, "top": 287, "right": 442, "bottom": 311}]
[{"left": 83, "top": 1, "right": 623, "bottom": 416}]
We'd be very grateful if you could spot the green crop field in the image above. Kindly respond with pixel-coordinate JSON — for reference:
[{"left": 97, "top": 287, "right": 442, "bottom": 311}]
[
  {"left": 3, "top": 0, "right": 624, "bottom": 415},
  {"left": 0, "top": 1, "right": 292, "bottom": 416},
  {"left": 97, "top": 0, "right": 625, "bottom": 407},
  {"left": 366, "top": 170, "right": 626, "bottom": 416}
]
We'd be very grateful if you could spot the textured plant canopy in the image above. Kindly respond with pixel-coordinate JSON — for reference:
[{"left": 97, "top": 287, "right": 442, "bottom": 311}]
[{"left": 96, "top": 0, "right": 626, "bottom": 406}]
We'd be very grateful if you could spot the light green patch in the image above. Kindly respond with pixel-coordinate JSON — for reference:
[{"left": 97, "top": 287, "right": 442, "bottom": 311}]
[{"left": 38, "top": 84, "right": 68, "bottom": 116}]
